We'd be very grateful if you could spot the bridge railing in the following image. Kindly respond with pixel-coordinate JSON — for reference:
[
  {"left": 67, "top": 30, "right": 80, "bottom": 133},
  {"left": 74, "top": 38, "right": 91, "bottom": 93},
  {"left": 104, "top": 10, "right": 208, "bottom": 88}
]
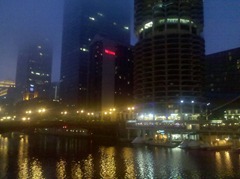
[{"left": 126, "top": 119, "right": 240, "bottom": 133}]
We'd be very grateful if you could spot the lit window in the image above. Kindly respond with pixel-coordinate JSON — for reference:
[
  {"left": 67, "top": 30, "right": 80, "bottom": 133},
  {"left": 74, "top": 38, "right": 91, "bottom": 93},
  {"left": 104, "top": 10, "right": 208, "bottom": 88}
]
[
  {"left": 144, "top": 21, "right": 153, "bottom": 29},
  {"left": 89, "top": 17, "right": 95, "bottom": 21},
  {"left": 97, "top": 12, "right": 103, "bottom": 16},
  {"left": 38, "top": 46, "right": 42, "bottom": 49},
  {"left": 39, "top": 53, "right": 43, "bottom": 56},
  {"left": 124, "top": 26, "right": 129, "bottom": 30},
  {"left": 159, "top": 18, "right": 194, "bottom": 25},
  {"left": 80, "top": 48, "right": 88, "bottom": 52}
]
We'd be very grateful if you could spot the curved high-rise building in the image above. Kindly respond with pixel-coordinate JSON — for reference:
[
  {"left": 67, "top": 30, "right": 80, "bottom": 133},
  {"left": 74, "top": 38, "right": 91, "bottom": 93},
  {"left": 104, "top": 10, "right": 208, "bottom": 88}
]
[{"left": 134, "top": 0, "right": 205, "bottom": 117}]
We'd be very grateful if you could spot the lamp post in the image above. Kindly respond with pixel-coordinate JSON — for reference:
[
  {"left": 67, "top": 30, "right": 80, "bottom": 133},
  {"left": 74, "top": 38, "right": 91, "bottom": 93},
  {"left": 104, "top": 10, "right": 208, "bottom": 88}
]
[
  {"left": 180, "top": 100, "right": 184, "bottom": 120},
  {"left": 191, "top": 100, "right": 195, "bottom": 114},
  {"left": 127, "top": 107, "right": 135, "bottom": 120},
  {"left": 180, "top": 100, "right": 184, "bottom": 113},
  {"left": 206, "top": 103, "right": 210, "bottom": 120}
]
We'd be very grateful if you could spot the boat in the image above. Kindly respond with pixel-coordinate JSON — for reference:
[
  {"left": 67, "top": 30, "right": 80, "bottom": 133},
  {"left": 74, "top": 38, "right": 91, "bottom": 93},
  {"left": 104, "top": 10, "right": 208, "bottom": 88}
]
[
  {"left": 147, "top": 140, "right": 179, "bottom": 148},
  {"left": 178, "top": 139, "right": 204, "bottom": 149},
  {"left": 178, "top": 139, "right": 232, "bottom": 150},
  {"left": 131, "top": 137, "right": 145, "bottom": 144}
]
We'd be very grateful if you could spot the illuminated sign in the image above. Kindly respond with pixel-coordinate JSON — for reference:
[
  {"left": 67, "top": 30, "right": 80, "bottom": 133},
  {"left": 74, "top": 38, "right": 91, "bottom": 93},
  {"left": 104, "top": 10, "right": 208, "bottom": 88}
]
[{"left": 104, "top": 49, "right": 115, "bottom": 56}]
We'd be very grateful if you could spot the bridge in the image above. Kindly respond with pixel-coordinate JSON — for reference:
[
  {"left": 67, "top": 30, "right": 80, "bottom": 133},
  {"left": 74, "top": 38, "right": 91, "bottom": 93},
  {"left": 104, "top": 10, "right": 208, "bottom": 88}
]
[
  {"left": 0, "top": 118, "right": 239, "bottom": 141},
  {"left": 126, "top": 119, "right": 240, "bottom": 136},
  {"left": 0, "top": 119, "right": 121, "bottom": 138}
]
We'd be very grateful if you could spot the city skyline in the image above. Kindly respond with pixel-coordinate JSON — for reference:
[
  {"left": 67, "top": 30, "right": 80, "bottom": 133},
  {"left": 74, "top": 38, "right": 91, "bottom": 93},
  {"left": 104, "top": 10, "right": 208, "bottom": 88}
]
[{"left": 0, "top": 0, "right": 239, "bottom": 82}]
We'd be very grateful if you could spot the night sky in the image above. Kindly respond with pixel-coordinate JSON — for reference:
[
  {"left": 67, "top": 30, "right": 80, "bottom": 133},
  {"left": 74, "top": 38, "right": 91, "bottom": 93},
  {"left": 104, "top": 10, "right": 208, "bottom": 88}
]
[{"left": 0, "top": 0, "right": 239, "bottom": 82}]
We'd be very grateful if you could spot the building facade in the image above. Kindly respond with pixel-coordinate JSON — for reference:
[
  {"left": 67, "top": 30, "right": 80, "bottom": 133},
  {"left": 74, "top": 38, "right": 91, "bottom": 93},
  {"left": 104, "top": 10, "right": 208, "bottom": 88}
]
[
  {"left": 205, "top": 47, "right": 240, "bottom": 101},
  {"left": 60, "top": 0, "right": 131, "bottom": 106},
  {"left": 134, "top": 0, "right": 205, "bottom": 118},
  {"left": 15, "top": 41, "right": 52, "bottom": 101},
  {"left": 0, "top": 81, "right": 15, "bottom": 99},
  {"left": 88, "top": 35, "right": 133, "bottom": 114}
]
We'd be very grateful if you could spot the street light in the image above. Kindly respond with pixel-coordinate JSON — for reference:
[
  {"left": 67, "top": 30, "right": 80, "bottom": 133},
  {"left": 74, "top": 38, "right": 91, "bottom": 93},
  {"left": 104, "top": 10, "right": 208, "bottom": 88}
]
[
  {"left": 127, "top": 106, "right": 135, "bottom": 120},
  {"left": 180, "top": 100, "right": 184, "bottom": 113},
  {"left": 191, "top": 100, "right": 195, "bottom": 115},
  {"left": 26, "top": 110, "right": 32, "bottom": 114},
  {"left": 61, "top": 111, "right": 67, "bottom": 115},
  {"left": 38, "top": 108, "right": 46, "bottom": 113},
  {"left": 206, "top": 103, "right": 210, "bottom": 120}
]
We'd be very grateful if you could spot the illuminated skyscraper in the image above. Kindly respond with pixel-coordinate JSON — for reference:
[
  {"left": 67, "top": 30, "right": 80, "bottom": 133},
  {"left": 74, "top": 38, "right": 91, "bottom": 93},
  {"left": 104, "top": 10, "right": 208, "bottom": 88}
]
[
  {"left": 134, "top": 0, "right": 205, "bottom": 117},
  {"left": 60, "top": 0, "right": 132, "bottom": 106},
  {"left": 15, "top": 41, "right": 52, "bottom": 101}
]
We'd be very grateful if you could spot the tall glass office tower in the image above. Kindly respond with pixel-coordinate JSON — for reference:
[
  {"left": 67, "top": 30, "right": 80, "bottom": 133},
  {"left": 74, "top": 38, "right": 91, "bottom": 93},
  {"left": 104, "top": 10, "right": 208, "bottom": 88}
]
[
  {"left": 134, "top": 0, "right": 205, "bottom": 118},
  {"left": 60, "top": 0, "right": 131, "bottom": 106},
  {"left": 16, "top": 41, "right": 52, "bottom": 101}
]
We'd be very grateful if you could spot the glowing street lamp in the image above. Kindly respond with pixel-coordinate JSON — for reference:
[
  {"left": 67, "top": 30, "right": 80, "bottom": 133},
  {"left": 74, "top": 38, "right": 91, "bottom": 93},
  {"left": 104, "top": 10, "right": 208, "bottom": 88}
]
[
  {"left": 127, "top": 106, "right": 135, "bottom": 120},
  {"left": 180, "top": 100, "right": 184, "bottom": 115},
  {"left": 38, "top": 108, "right": 46, "bottom": 113},
  {"left": 61, "top": 111, "right": 67, "bottom": 115},
  {"left": 206, "top": 103, "right": 210, "bottom": 120},
  {"left": 26, "top": 110, "right": 32, "bottom": 114},
  {"left": 127, "top": 106, "right": 135, "bottom": 111},
  {"left": 191, "top": 100, "right": 195, "bottom": 115}
]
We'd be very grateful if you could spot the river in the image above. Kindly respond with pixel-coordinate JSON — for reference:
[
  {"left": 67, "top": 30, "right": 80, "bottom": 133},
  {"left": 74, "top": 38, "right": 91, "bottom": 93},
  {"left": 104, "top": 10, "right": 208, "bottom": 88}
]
[{"left": 0, "top": 132, "right": 239, "bottom": 179}]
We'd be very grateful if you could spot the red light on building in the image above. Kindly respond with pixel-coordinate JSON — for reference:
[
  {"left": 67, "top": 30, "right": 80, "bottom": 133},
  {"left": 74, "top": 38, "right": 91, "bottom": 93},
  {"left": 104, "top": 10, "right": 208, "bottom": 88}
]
[{"left": 104, "top": 49, "right": 116, "bottom": 56}]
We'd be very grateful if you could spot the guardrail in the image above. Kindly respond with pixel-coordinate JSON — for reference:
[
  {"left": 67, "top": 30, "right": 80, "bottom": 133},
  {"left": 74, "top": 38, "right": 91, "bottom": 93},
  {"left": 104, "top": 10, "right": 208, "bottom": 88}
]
[{"left": 126, "top": 120, "right": 240, "bottom": 134}]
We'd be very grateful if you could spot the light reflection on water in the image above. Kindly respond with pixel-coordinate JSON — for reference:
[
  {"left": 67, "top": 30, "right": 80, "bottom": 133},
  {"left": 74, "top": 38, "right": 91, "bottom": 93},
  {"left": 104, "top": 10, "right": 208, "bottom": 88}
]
[
  {"left": 0, "top": 135, "right": 8, "bottom": 178},
  {"left": 0, "top": 133, "right": 239, "bottom": 178},
  {"left": 99, "top": 147, "right": 116, "bottom": 178},
  {"left": 122, "top": 147, "right": 136, "bottom": 178}
]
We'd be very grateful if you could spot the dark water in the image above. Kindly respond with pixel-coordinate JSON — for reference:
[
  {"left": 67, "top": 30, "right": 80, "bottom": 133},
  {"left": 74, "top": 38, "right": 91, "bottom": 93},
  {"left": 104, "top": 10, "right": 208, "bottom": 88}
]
[{"left": 0, "top": 133, "right": 240, "bottom": 179}]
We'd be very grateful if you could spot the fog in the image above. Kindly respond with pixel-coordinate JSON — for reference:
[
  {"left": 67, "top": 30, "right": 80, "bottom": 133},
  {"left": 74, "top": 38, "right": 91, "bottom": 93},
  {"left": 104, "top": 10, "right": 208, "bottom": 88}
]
[
  {"left": 0, "top": 0, "right": 240, "bottom": 82},
  {"left": 0, "top": 0, "right": 64, "bottom": 81}
]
